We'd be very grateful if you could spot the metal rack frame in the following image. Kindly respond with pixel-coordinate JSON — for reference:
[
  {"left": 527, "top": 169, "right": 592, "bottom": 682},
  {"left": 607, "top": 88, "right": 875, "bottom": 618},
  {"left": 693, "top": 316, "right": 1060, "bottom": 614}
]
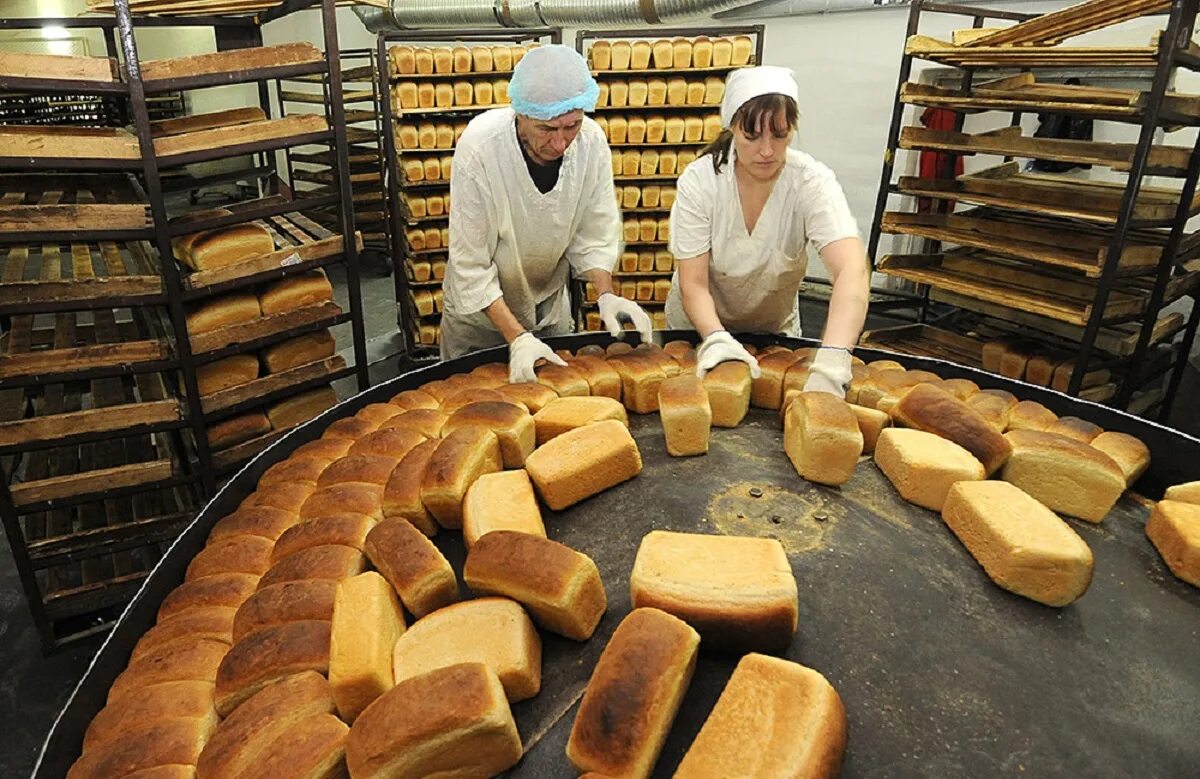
[
  {"left": 867, "top": 0, "right": 1200, "bottom": 421},
  {"left": 376, "top": 27, "right": 563, "bottom": 366},
  {"left": 0, "top": 0, "right": 369, "bottom": 652}
]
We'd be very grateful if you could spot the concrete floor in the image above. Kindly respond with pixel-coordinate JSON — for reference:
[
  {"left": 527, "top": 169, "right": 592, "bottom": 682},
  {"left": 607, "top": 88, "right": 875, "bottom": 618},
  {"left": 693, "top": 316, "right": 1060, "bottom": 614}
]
[{"left": 2, "top": 272, "right": 1197, "bottom": 776}]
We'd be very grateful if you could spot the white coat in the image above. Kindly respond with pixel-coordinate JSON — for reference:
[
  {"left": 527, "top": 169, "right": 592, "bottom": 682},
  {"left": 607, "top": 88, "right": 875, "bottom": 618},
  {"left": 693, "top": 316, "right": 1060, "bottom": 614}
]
[
  {"left": 440, "top": 107, "right": 619, "bottom": 359},
  {"left": 665, "top": 147, "right": 859, "bottom": 337}
]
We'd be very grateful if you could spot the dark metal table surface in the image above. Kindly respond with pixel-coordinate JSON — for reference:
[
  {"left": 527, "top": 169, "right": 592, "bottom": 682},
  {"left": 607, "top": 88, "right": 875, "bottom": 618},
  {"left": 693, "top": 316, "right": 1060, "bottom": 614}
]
[{"left": 35, "top": 333, "right": 1200, "bottom": 779}]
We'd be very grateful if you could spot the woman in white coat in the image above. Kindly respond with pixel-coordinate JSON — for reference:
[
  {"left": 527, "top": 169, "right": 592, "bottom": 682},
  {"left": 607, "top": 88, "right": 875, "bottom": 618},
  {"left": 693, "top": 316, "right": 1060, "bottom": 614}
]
[
  {"left": 666, "top": 66, "right": 870, "bottom": 397},
  {"left": 441, "top": 45, "right": 653, "bottom": 382}
]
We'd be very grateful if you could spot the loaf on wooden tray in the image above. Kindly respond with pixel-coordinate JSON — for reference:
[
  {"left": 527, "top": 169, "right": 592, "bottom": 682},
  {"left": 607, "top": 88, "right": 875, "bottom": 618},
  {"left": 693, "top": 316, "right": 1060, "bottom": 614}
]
[
  {"left": 1001, "top": 429, "right": 1125, "bottom": 523},
  {"left": 196, "top": 671, "right": 334, "bottom": 779},
  {"left": 942, "top": 480, "right": 1094, "bottom": 606},
  {"left": 893, "top": 383, "right": 1012, "bottom": 476},
  {"left": 345, "top": 662, "right": 522, "bottom": 779},
  {"left": 329, "top": 571, "right": 406, "bottom": 723},
  {"left": 658, "top": 374, "right": 712, "bottom": 457},
  {"left": 875, "top": 428, "right": 986, "bottom": 512},
  {"left": 259, "top": 269, "right": 333, "bottom": 315},
  {"left": 783, "top": 392, "right": 863, "bottom": 486},
  {"left": 420, "top": 427, "right": 503, "bottom": 529},
  {"left": 232, "top": 579, "right": 338, "bottom": 642},
  {"left": 631, "top": 530, "right": 797, "bottom": 651},
  {"left": 140, "top": 42, "right": 322, "bottom": 82},
  {"left": 208, "top": 413, "right": 271, "bottom": 452},
  {"left": 363, "top": 517, "right": 459, "bottom": 618},
  {"left": 174, "top": 222, "right": 275, "bottom": 272},
  {"left": 533, "top": 396, "right": 629, "bottom": 446},
  {"left": 195, "top": 354, "right": 258, "bottom": 397},
  {"left": 262, "top": 330, "right": 336, "bottom": 373},
  {"left": 185, "top": 292, "right": 261, "bottom": 335},
  {"left": 462, "top": 469, "right": 546, "bottom": 548},
  {"left": 1145, "top": 500, "right": 1200, "bottom": 587},
  {"left": 464, "top": 531, "right": 606, "bottom": 640},
  {"left": 525, "top": 419, "right": 643, "bottom": 510},
  {"left": 391, "top": 597, "right": 541, "bottom": 702},
  {"left": 567, "top": 608, "right": 699, "bottom": 778},
  {"left": 266, "top": 386, "right": 338, "bottom": 431},
  {"left": 214, "top": 620, "right": 332, "bottom": 716},
  {"left": 675, "top": 653, "right": 847, "bottom": 779}
]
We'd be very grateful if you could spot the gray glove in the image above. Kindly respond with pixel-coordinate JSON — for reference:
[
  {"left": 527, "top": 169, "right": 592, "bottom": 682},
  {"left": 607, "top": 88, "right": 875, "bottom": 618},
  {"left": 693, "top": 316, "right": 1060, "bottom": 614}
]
[{"left": 803, "top": 346, "right": 853, "bottom": 398}]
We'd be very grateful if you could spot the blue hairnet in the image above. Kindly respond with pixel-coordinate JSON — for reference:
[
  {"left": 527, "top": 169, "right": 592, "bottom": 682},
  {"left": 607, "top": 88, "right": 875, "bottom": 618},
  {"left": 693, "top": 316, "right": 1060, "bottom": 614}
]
[{"left": 508, "top": 45, "right": 600, "bottom": 121}]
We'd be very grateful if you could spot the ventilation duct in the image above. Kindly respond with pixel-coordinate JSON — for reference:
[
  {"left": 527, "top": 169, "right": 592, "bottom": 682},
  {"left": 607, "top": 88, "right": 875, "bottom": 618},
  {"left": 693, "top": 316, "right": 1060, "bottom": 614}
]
[{"left": 355, "top": 0, "right": 766, "bottom": 32}]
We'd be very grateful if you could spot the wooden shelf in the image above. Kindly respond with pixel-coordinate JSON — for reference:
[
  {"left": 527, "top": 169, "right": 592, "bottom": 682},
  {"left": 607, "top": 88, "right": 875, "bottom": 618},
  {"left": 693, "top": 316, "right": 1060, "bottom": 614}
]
[
  {"left": 201, "top": 355, "right": 349, "bottom": 418},
  {"left": 140, "top": 42, "right": 324, "bottom": 93},
  {"left": 905, "top": 34, "right": 1161, "bottom": 68},
  {"left": 190, "top": 300, "right": 344, "bottom": 355},
  {"left": 0, "top": 241, "right": 164, "bottom": 315},
  {"left": 860, "top": 324, "right": 985, "bottom": 368}
]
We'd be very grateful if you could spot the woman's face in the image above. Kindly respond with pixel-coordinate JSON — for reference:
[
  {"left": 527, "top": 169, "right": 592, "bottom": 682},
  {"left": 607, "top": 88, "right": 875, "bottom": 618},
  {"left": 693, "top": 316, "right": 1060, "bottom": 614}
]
[{"left": 732, "top": 110, "right": 793, "bottom": 181}]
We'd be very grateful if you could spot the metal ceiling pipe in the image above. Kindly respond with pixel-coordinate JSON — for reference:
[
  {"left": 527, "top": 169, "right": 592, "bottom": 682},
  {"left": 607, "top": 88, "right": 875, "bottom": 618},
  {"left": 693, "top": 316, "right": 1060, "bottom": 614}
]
[{"left": 354, "top": 0, "right": 765, "bottom": 31}]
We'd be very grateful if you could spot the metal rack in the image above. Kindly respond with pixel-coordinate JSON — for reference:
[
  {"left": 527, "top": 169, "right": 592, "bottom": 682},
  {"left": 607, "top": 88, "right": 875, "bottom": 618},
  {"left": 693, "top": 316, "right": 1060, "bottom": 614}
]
[
  {"left": 574, "top": 26, "right": 765, "bottom": 332},
  {"left": 867, "top": 0, "right": 1200, "bottom": 419},
  {"left": 376, "top": 28, "right": 562, "bottom": 364},
  {"left": 0, "top": 0, "right": 369, "bottom": 651}
]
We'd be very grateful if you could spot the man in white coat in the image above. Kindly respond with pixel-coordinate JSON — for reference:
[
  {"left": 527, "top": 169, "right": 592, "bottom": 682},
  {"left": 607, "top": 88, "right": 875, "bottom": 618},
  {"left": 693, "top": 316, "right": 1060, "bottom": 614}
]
[{"left": 440, "top": 44, "right": 653, "bottom": 382}]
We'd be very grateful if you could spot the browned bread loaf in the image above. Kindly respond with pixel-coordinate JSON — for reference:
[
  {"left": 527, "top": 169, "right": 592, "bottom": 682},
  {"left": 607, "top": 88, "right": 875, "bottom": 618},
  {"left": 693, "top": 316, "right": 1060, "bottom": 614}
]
[
  {"left": 1006, "top": 400, "right": 1058, "bottom": 432},
  {"left": 388, "top": 388, "right": 439, "bottom": 411},
  {"left": 783, "top": 392, "right": 863, "bottom": 486},
  {"left": 185, "top": 535, "right": 275, "bottom": 580},
  {"left": 363, "top": 518, "right": 459, "bottom": 618},
  {"left": 241, "top": 481, "right": 315, "bottom": 515},
  {"left": 186, "top": 293, "right": 261, "bottom": 335},
  {"left": 290, "top": 437, "right": 352, "bottom": 463},
  {"left": 262, "top": 331, "right": 337, "bottom": 374},
  {"left": 232, "top": 579, "right": 338, "bottom": 642},
  {"left": 158, "top": 573, "right": 259, "bottom": 622},
  {"left": 1001, "top": 429, "right": 1125, "bottom": 522},
  {"left": 875, "top": 428, "right": 986, "bottom": 511},
  {"left": 525, "top": 419, "right": 642, "bottom": 510},
  {"left": 849, "top": 403, "right": 890, "bottom": 455},
  {"left": 391, "top": 597, "right": 541, "bottom": 702},
  {"left": 569, "top": 355, "right": 624, "bottom": 400},
  {"left": 195, "top": 354, "right": 258, "bottom": 396},
  {"left": 533, "top": 396, "right": 629, "bottom": 446},
  {"left": 1146, "top": 500, "right": 1200, "bottom": 587},
  {"left": 330, "top": 572, "right": 406, "bottom": 722},
  {"left": 567, "top": 608, "right": 699, "bottom": 777},
  {"left": 462, "top": 469, "right": 546, "bottom": 548},
  {"left": 631, "top": 531, "right": 797, "bottom": 651},
  {"left": 965, "top": 389, "right": 1018, "bottom": 432},
  {"left": 215, "top": 620, "right": 332, "bottom": 716},
  {"left": 208, "top": 412, "right": 271, "bottom": 451},
  {"left": 258, "top": 270, "right": 333, "bottom": 316},
  {"left": 607, "top": 354, "right": 667, "bottom": 414},
  {"left": 130, "top": 608, "right": 234, "bottom": 663},
  {"left": 67, "top": 717, "right": 214, "bottom": 779},
  {"left": 174, "top": 222, "right": 275, "bottom": 272},
  {"left": 675, "top": 653, "right": 847, "bottom": 778},
  {"left": 441, "top": 401, "right": 536, "bottom": 468},
  {"left": 657, "top": 374, "right": 711, "bottom": 457},
  {"left": 464, "top": 531, "right": 606, "bottom": 640},
  {"left": 1045, "top": 415, "right": 1104, "bottom": 443},
  {"left": 381, "top": 408, "right": 447, "bottom": 439},
  {"left": 496, "top": 381, "right": 560, "bottom": 412},
  {"left": 703, "top": 361, "right": 752, "bottom": 427},
  {"left": 536, "top": 364, "right": 590, "bottom": 397},
  {"left": 893, "top": 383, "right": 1012, "bottom": 476},
  {"left": 381, "top": 438, "right": 440, "bottom": 537},
  {"left": 322, "top": 415, "right": 381, "bottom": 443},
  {"left": 1090, "top": 431, "right": 1150, "bottom": 486},
  {"left": 751, "top": 350, "right": 803, "bottom": 409},
  {"left": 271, "top": 515, "right": 376, "bottom": 563},
  {"left": 257, "top": 544, "right": 367, "bottom": 589},
  {"left": 420, "top": 427, "right": 503, "bottom": 529},
  {"left": 108, "top": 638, "right": 229, "bottom": 705},
  {"left": 943, "top": 481, "right": 1094, "bottom": 606},
  {"left": 299, "top": 483, "right": 384, "bottom": 522},
  {"left": 348, "top": 428, "right": 425, "bottom": 461},
  {"left": 316, "top": 455, "right": 397, "bottom": 488},
  {"left": 239, "top": 712, "right": 348, "bottom": 778},
  {"left": 257, "top": 459, "right": 325, "bottom": 489},
  {"left": 345, "top": 663, "right": 521, "bottom": 779},
  {"left": 196, "top": 670, "right": 334, "bottom": 779},
  {"left": 83, "top": 679, "right": 217, "bottom": 753},
  {"left": 267, "top": 386, "right": 338, "bottom": 431}
]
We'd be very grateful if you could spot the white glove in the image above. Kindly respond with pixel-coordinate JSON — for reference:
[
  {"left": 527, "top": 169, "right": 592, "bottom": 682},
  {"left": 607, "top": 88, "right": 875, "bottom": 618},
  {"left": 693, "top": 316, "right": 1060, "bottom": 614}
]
[
  {"left": 509, "top": 332, "right": 566, "bottom": 384},
  {"left": 803, "top": 346, "right": 854, "bottom": 399},
  {"left": 597, "top": 292, "right": 654, "bottom": 345},
  {"left": 695, "top": 330, "right": 761, "bottom": 380}
]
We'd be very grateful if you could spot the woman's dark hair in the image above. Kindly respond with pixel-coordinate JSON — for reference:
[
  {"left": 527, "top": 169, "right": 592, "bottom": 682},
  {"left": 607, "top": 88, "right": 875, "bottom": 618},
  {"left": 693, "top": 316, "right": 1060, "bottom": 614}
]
[{"left": 699, "top": 93, "right": 799, "bottom": 173}]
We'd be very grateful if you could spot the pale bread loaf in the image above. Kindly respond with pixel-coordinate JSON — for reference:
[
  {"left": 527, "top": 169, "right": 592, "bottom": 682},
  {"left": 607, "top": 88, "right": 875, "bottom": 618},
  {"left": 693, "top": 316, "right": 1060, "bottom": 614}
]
[
  {"left": 1146, "top": 500, "right": 1200, "bottom": 587},
  {"left": 1164, "top": 481, "right": 1200, "bottom": 505},
  {"left": 783, "top": 392, "right": 863, "bottom": 486},
  {"left": 632, "top": 530, "right": 797, "bottom": 651},
  {"left": 464, "top": 531, "right": 606, "bottom": 640},
  {"left": 674, "top": 653, "right": 847, "bottom": 779},
  {"left": 567, "top": 608, "right": 699, "bottom": 777},
  {"left": 525, "top": 419, "right": 642, "bottom": 510},
  {"left": 1001, "top": 430, "right": 1125, "bottom": 522},
  {"left": 533, "top": 396, "right": 629, "bottom": 446},
  {"left": 1090, "top": 431, "right": 1150, "bottom": 486},
  {"left": 703, "top": 361, "right": 752, "bottom": 427},
  {"left": 391, "top": 597, "right": 541, "bottom": 702},
  {"left": 874, "top": 428, "right": 986, "bottom": 511},
  {"left": 1006, "top": 400, "right": 1058, "bottom": 432},
  {"left": 329, "top": 572, "right": 405, "bottom": 722},
  {"left": 658, "top": 374, "right": 711, "bottom": 457},
  {"left": 893, "top": 383, "right": 1012, "bottom": 476},
  {"left": 462, "top": 469, "right": 546, "bottom": 548},
  {"left": 363, "top": 517, "right": 458, "bottom": 618}
]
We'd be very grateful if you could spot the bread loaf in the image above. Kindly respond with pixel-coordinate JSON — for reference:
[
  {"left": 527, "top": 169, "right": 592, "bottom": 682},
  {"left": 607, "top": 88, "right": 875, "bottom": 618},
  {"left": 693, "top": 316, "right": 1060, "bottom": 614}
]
[
  {"left": 675, "top": 653, "right": 846, "bottom": 779},
  {"left": 67, "top": 718, "right": 214, "bottom": 779},
  {"left": 451, "top": 45, "right": 471, "bottom": 73},
  {"left": 732, "top": 34, "right": 754, "bottom": 65},
  {"left": 208, "top": 413, "right": 270, "bottom": 451},
  {"left": 692, "top": 36, "right": 714, "bottom": 67},
  {"left": 347, "top": 428, "right": 424, "bottom": 463},
  {"left": 567, "top": 608, "right": 699, "bottom": 777},
  {"left": 129, "top": 610, "right": 234, "bottom": 664},
  {"left": 240, "top": 481, "right": 316, "bottom": 516},
  {"left": 474, "top": 80, "right": 493, "bottom": 106},
  {"left": 712, "top": 37, "right": 734, "bottom": 68},
  {"left": 433, "top": 82, "right": 453, "bottom": 108},
  {"left": 657, "top": 375, "right": 711, "bottom": 457},
  {"left": 257, "top": 544, "right": 367, "bottom": 590},
  {"left": 651, "top": 39, "right": 673, "bottom": 69},
  {"left": 364, "top": 517, "right": 459, "bottom": 617},
  {"left": 416, "top": 122, "right": 436, "bottom": 149},
  {"left": 391, "top": 46, "right": 416, "bottom": 75},
  {"left": 628, "top": 80, "right": 649, "bottom": 108},
  {"left": 492, "top": 45, "right": 512, "bottom": 71},
  {"left": 632, "top": 531, "right": 797, "bottom": 651},
  {"left": 186, "top": 535, "right": 274, "bottom": 581},
  {"left": 495, "top": 382, "right": 558, "bottom": 413},
  {"left": 686, "top": 81, "right": 706, "bottom": 106},
  {"left": 494, "top": 78, "right": 510, "bottom": 104},
  {"left": 591, "top": 41, "right": 612, "bottom": 70},
  {"left": 186, "top": 293, "right": 260, "bottom": 335},
  {"left": 611, "top": 41, "right": 632, "bottom": 70},
  {"left": 670, "top": 37, "right": 693, "bottom": 69},
  {"left": 893, "top": 383, "right": 1012, "bottom": 476},
  {"left": 607, "top": 354, "right": 667, "bottom": 414},
  {"left": 623, "top": 150, "right": 641, "bottom": 177},
  {"left": 461, "top": 470, "right": 546, "bottom": 548},
  {"left": 193, "top": 354, "right": 258, "bottom": 398},
  {"left": 174, "top": 223, "right": 275, "bottom": 272},
  {"left": 703, "top": 362, "right": 752, "bottom": 427},
  {"left": 472, "top": 45, "right": 494, "bottom": 72},
  {"left": 345, "top": 663, "right": 521, "bottom": 779},
  {"left": 848, "top": 403, "right": 890, "bottom": 454},
  {"left": 667, "top": 77, "right": 688, "bottom": 106},
  {"left": 396, "top": 123, "right": 418, "bottom": 149},
  {"left": 750, "top": 350, "right": 802, "bottom": 409},
  {"left": 231, "top": 579, "right": 337, "bottom": 642},
  {"left": 1006, "top": 400, "right": 1058, "bottom": 432},
  {"left": 965, "top": 389, "right": 1018, "bottom": 433},
  {"left": 321, "top": 415, "right": 381, "bottom": 443},
  {"left": 640, "top": 152, "right": 659, "bottom": 177},
  {"left": 209, "top": 504, "right": 298, "bottom": 544},
  {"left": 431, "top": 46, "right": 452, "bottom": 74},
  {"left": 875, "top": 428, "right": 986, "bottom": 511},
  {"left": 388, "top": 389, "right": 439, "bottom": 412},
  {"left": 703, "top": 113, "right": 723, "bottom": 141},
  {"left": 378, "top": 438, "right": 440, "bottom": 537},
  {"left": 214, "top": 620, "right": 331, "bottom": 716},
  {"left": 261, "top": 330, "right": 335, "bottom": 375},
  {"left": 271, "top": 515, "right": 376, "bottom": 563},
  {"left": 660, "top": 187, "right": 677, "bottom": 209},
  {"left": 1164, "top": 481, "right": 1200, "bottom": 505},
  {"left": 525, "top": 419, "right": 642, "bottom": 510},
  {"left": 536, "top": 363, "right": 591, "bottom": 397},
  {"left": 416, "top": 82, "right": 435, "bottom": 109},
  {"left": 392, "top": 597, "right": 541, "bottom": 701},
  {"left": 414, "top": 47, "right": 434, "bottom": 75},
  {"left": 630, "top": 40, "right": 652, "bottom": 70},
  {"left": 239, "top": 713, "right": 347, "bottom": 779},
  {"left": 648, "top": 79, "right": 668, "bottom": 106},
  {"left": 420, "top": 427, "right": 502, "bottom": 529},
  {"left": 158, "top": 573, "right": 259, "bottom": 622},
  {"left": 196, "top": 671, "right": 334, "bottom": 779},
  {"left": 383, "top": 408, "right": 447, "bottom": 439},
  {"left": 1146, "top": 500, "right": 1200, "bottom": 587},
  {"left": 534, "top": 396, "right": 629, "bottom": 446},
  {"left": 464, "top": 531, "right": 605, "bottom": 640},
  {"left": 298, "top": 479, "right": 383, "bottom": 520},
  {"left": 316, "top": 455, "right": 397, "bottom": 490},
  {"left": 259, "top": 270, "right": 332, "bottom": 315},
  {"left": 609, "top": 115, "right": 628, "bottom": 144},
  {"left": 83, "top": 679, "right": 217, "bottom": 754},
  {"left": 328, "top": 572, "right": 405, "bottom": 723},
  {"left": 103, "top": 637, "right": 222, "bottom": 710},
  {"left": 1001, "top": 429, "right": 1125, "bottom": 522},
  {"left": 441, "top": 401, "right": 535, "bottom": 468},
  {"left": 1046, "top": 416, "right": 1103, "bottom": 443},
  {"left": 291, "top": 437, "right": 353, "bottom": 463},
  {"left": 784, "top": 393, "right": 863, "bottom": 486}
]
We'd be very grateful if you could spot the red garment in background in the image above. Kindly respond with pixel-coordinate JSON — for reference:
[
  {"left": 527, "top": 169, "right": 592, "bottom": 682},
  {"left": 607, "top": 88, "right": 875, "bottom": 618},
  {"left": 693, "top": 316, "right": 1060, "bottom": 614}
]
[{"left": 917, "top": 107, "right": 963, "bottom": 213}]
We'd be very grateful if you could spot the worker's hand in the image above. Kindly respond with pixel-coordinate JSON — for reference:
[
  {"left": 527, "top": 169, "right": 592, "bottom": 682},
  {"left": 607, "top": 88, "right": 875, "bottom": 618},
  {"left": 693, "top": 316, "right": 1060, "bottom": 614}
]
[
  {"left": 803, "top": 346, "right": 854, "bottom": 399},
  {"left": 509, "top": 332, "right": 567, "bottom": 384},
  {"left": 597, "top": 292, "right": 654, "bottom": 345},
  {"left": 696, "top": 330, "right": 760, "bottom": 380}
]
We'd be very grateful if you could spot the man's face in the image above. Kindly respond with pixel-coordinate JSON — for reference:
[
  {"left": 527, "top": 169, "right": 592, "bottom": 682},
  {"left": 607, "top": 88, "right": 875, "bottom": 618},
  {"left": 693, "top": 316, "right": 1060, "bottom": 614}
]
[{"left": 516, "top": 110, "right": 584, "bottom": 165}]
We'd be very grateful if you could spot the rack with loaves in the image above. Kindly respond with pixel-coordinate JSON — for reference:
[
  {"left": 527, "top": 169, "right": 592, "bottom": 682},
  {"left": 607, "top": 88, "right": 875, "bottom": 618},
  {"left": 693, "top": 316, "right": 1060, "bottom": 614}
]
[
  {"left": 377, "top": 29, "right": 563, "bottom": 361},
  {"left": 574, "top": 26, "right": 765, "bottom": 332},
  {"left": 868, "top": 0, "right": 1200, "bottom": 420},
  {"left": 0, "top": 0, "right": 371, "bottom": 652}
]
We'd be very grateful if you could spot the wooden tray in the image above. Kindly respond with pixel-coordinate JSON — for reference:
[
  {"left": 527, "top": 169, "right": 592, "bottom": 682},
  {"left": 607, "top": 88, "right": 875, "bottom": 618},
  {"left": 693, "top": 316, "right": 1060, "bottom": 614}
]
[
  {"left": 153, "top": 114, "right": 328, "bottom": 159},
  {"left": 900, "top": 126, "right": 1191, "bottom": 176},
  {"left": 0, "top": 126, "right": 139, "bottom": 162},
  {"left": 201, "top": 356, "right": 348, "bottom": 416},
  {"left": 880, "top": 211, "right": 1162, "bottom": 277},
  {"left": 190, "top": 300, "right": 344, "bottom": 354},
  {"left": 0, "top": 51, "right": 118, "bottom": 84},
  {"left": 0, "top": 240, "right": 163, "bottom": 314},
  {"left": 897, "top": 162, "right": 1195, "bottom": 227},
  {"left": 150, "top": 107, "right": 266, "bottom": 138},
  {"left": 140, "top": 43, "right": 321, "bottom": 82},
  {"left": 878, "top": 250, "right": 1145, "bottom": 326},
  {"left": 961, "top": 0, "right": 1169, "bottom": 48},
  {"left": 905, "top": 34, "right": 1161, "bottom": 68},
  {"left": 859, "top": 324, "right": 985, "bottom": 367},
  {"left": 0, "top": 175, "right": 148, "bottom": 233}
]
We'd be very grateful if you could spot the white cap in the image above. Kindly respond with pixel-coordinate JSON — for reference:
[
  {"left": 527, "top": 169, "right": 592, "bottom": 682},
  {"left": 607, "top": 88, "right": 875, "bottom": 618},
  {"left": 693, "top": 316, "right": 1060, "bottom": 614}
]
[{"left": 720, "top": 65, "right": 800, "bottom": 128}]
